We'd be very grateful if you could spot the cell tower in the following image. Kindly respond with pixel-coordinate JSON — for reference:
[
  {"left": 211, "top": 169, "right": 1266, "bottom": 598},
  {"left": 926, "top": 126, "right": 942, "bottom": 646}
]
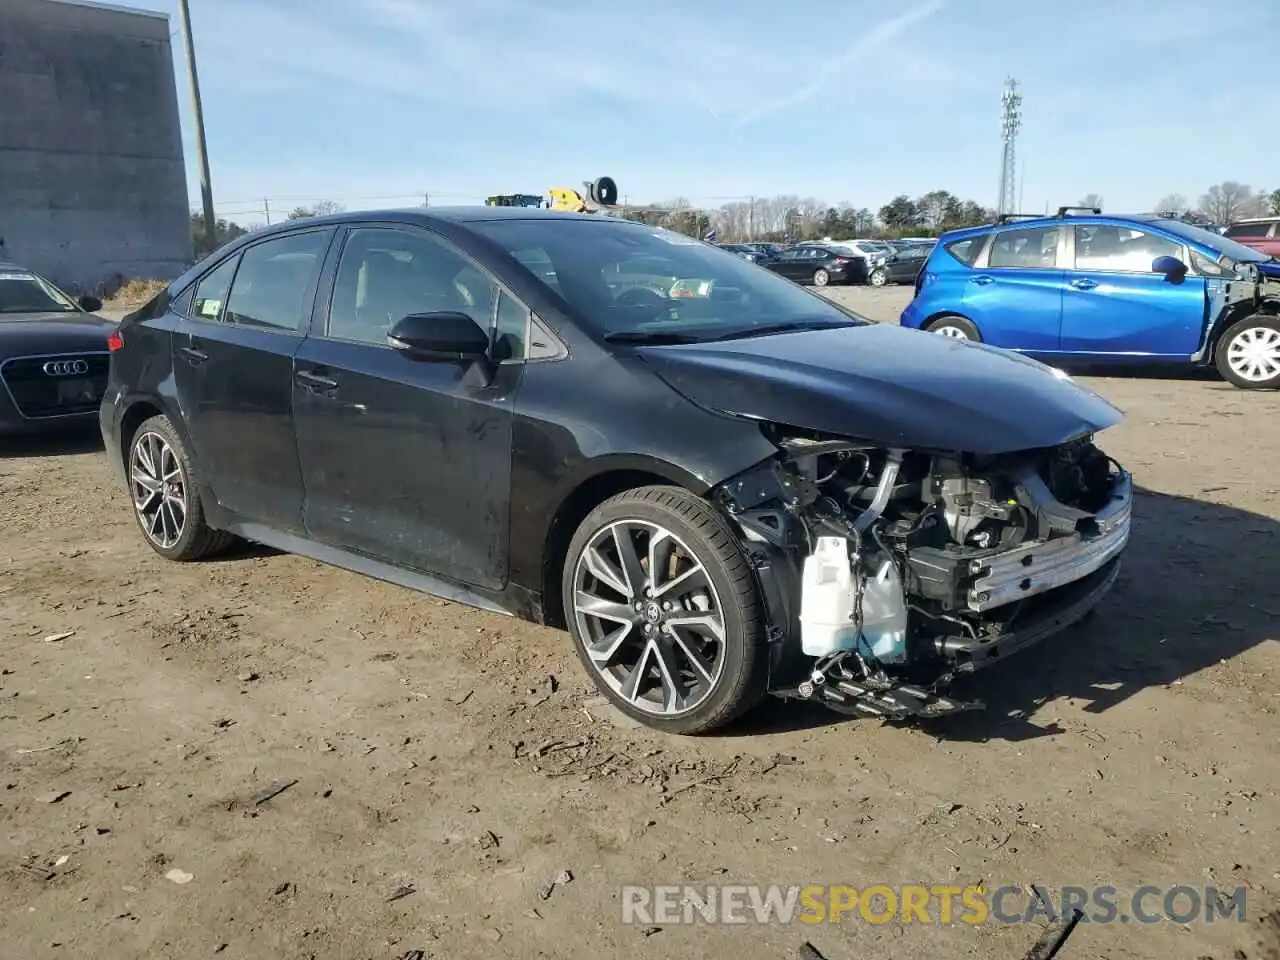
[{"left": 997, "top": 77, "right": 1022, "bottom": 217}]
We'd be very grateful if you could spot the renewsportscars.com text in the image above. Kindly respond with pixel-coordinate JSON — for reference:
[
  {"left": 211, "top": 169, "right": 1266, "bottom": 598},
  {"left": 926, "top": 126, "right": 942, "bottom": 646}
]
[{"left": 620, "top": 884, "right": 1247, "bottom": 926}]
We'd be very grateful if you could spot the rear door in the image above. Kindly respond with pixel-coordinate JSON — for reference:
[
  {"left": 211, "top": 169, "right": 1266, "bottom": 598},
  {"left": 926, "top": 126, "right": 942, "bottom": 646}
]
[
  {"left": 1059, "top": 223, "right": 1206, "bottom": 357},
  {"left": 173, "top": 229, "right": 332, "bottom": 531},
  {"left": 963, "top": 224, "right": 1065, "bottom": 351}
]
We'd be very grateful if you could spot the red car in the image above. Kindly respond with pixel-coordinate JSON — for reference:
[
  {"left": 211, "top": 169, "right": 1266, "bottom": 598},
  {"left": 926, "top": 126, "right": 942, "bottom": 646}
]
[{"left": 1223, "top": 217, "right": 1280, "bottom": 257}]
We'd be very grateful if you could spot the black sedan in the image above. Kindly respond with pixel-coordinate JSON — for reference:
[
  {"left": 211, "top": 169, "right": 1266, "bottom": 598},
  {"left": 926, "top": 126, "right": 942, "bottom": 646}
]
[
  {"left": 762, "top": 245, "right": 868, "bottom": 286},
  {"left": 866, "top": 242, "right": 932, "bottom": 287},
  {"left": 100, "top": 208, "right": 1132, "bottom": 734},
  {"left": 0, "top": 261, "right": 110, "bottom": 434}
]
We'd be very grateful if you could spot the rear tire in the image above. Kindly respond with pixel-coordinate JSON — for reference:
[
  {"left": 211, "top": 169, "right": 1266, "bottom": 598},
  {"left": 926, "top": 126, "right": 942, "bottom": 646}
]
[
  {"left": 1215, "top": 315, "right": 1280, "bottom": 389},
  {"left": 925, "top": 315, "right": 981, "bottom": 342},
  {"left": 812, "top": 268, "right": 830, "bottom": 287},
  {"left": 126, "top": 414, "right": 235, "bottom": 561},
  {"left": 562, "top": 486, "right": 769, "bottom": 735}
]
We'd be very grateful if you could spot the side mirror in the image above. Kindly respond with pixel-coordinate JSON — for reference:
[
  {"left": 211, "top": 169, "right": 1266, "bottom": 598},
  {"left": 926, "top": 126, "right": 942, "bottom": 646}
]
[
  {"left": 1152, "top": 255, "right": 1188, "bottom": 280},
  {"left": 388, "top": 312, "right": 489, "bottom": 362},
  {"left": 78, "top": 295, "right": 103, "bottom": 312}
]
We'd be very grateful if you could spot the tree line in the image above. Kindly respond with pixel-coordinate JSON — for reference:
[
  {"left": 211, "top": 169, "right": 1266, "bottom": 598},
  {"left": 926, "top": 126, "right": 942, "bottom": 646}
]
[{"left": 191, "top": 181, "right": 1280, "bottom": 256}]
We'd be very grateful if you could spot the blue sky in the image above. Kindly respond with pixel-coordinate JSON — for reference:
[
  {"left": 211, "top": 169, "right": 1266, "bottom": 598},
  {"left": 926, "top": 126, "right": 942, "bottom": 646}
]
[{"left": 119, "top": 0, "right": 1279, "bottom": 224}]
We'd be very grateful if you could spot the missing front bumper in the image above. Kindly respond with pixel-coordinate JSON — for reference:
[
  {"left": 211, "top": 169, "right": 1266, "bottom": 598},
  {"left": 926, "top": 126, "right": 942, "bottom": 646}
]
[{"left": 939, "top": 557, "right": 1122, "bottom": 672}]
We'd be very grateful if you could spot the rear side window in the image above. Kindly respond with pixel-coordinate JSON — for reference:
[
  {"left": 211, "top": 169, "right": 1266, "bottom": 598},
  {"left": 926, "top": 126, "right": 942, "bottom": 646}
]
[
  {"left": 224, "top": 231, "right": 330, "bottom": 332},
  {"left": 942, "top": 236, "right": 985, "bottom": 266},
  {"left": 191, "top": 255, "right": 239, "bottom": 322},
  {"left": 988, "top": 226, "right": 1061, "bottom": 269},
  {"left": 1225, "top": 222, "right": 1272, "bottom": 239}
]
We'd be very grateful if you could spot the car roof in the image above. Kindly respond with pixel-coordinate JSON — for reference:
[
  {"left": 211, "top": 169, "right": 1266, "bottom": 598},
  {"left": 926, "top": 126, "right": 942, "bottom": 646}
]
[
  {"left": 0, "top": 260, "right": 32, "bottom": 273},
  {"left": 937, "top": 212, "right": 1195, "bottom": 241},
  {"left": 1228, "top": 216, "right": 1280, "bottom": 224}
]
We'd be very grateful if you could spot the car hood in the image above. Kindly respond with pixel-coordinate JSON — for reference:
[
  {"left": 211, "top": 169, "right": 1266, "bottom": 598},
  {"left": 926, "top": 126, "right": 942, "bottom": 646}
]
[
  {"left": 0, "top": 312, "right": 117, "bottom": 356},
  {"left": 635, "top": 323, "right": 1124, "bottom": 454}
]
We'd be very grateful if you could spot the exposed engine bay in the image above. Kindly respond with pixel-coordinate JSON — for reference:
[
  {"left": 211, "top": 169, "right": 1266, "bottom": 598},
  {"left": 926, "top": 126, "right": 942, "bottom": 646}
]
[{"left": 712, "top": 427, "right": 1132, "bottom": 719}]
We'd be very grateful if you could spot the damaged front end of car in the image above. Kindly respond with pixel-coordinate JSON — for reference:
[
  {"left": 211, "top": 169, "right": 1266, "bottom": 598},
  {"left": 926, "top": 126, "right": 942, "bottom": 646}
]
[{"left": 711, "top": 425, "right": 1132, "bottom": 720}]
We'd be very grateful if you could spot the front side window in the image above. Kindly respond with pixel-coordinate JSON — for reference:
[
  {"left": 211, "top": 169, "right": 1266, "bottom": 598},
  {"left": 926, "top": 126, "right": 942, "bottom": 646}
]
[
  {"left": 469, "top": 218, "right": 867, "bottom": 344},
  {"left": 0, "top": 271, "right": 78, "bottom": 314},
  {"left": 191, "top": 255, "right": 239, "bottom": 322},
  {"left": 327, "top": 226, "right": 499, "bottom": 348},
  {"left": 988, "top": 226, "right": 1061, "bottom": 269},
  {"left": 492, "top": 291, "right": 528, "bottom": 361},
  {"left": 1073, "top": 225, "right": 1180, "bottom": 274},
  {"left": 224, "top": 231, "right": 330, "bottom": 331}
]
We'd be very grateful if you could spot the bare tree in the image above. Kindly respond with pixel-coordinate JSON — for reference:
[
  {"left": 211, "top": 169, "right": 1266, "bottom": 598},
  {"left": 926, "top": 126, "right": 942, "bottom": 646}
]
[
  {"left": 287, "top": 199, "right": 345, "bottom": 220},
  {"left": 1198, "top": 183, "right": 1256, "bottom": 224},
  {"left": 1078, "top": 193, "right": 1104, "bottom": 211},
  {"left": 1154, "top": 193, "right": 1189, "bottom": 215}
]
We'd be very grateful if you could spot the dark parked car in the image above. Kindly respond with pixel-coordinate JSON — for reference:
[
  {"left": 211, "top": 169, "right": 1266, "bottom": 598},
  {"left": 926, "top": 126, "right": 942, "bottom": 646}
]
[
  {"left": 867, "top": 242, "right": 932, "bottom": 287},
  {"left": 763, "top": 245, "right": 868, "bottom": 286},
  {"left": 718, "top": 243, "right": 768, "bottom": 263},
  {"left": 0, "top": 261, "right": 110, "bottom": 434},
  {"left": 101, "top": 208, "right": 1132, "bottom": 733}
]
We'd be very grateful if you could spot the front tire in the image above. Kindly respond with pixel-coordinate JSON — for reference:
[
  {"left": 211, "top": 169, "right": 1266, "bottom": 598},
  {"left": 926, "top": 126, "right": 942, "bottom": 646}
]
[
  {"left": 127, "top": 414, "right": 235, "bottom": 561},
  {"left": 562, "top": 486, "right": 768, "bottom": 734},
  {"left": 1216, "top": 315, "right": 1280, "bottom": 389},
  {"left": 812, "top": 268, "right": 830, "bottom": 287},
  {"left": 868, "top": 267, "right": 888, "bottom": 287}
]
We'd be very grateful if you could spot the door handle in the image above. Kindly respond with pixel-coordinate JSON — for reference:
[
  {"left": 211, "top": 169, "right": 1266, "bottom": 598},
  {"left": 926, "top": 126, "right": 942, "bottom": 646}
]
[
  {"left": 969, "top": 275, "right": 994, "bottom": 285},
  {"left": 1070, "top": 278, "right": 1097, "bottom": 290},
  {"left": 178, "top": 346, "right": 208, "bottom": 364},
  {"left": 295, "top": 370, "right": 338, "bottom": 392}
]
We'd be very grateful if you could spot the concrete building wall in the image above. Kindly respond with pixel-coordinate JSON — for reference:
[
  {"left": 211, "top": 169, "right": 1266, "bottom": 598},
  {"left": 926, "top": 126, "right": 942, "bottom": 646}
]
[{"left": 0, "top": 0, "right": 192, "bottom": 291}]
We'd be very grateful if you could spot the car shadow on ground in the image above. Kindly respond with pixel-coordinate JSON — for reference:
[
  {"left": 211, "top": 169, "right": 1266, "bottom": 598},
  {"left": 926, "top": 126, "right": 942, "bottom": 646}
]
[
  {"left": 0, "top": 427, "right": 103, "bottom": 459},
  {"left": 726, "top": 485, "right": 1278, "bottom": 742}
]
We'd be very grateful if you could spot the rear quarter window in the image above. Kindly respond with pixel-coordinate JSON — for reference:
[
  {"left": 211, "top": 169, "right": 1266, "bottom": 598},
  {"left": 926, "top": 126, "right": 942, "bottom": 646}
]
[{"left": 942, "top": 235, "right": 985, "bottom": 266}]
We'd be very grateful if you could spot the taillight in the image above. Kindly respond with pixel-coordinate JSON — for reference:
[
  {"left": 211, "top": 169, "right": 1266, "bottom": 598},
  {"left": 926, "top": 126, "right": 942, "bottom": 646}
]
[
  {"left": 833, "top": 257, "right": 849, "bottom": 264},
  {"left": 106, "top": 330, "right": 124, "bottom": 352}
]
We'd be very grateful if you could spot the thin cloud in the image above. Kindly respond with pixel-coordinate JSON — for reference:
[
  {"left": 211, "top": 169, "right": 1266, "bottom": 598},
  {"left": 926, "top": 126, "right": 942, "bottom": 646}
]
[{"left": 729, "top": 0, "right": 948, "bottom": 128}]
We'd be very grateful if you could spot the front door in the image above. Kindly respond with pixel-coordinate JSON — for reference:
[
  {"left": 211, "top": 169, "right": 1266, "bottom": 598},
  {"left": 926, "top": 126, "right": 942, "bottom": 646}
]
[
  {"left": 173, "top": 229, "right": 332, "bottom": 530},
  {"left": 1059, "top": 224, "right": 1207, "bottom": 357},
  {"left": 292, "top": 224, "right": 523, "bottom": 590},
  {"left": 964, "top": 224, "right": 1065, "bottom": 352}
]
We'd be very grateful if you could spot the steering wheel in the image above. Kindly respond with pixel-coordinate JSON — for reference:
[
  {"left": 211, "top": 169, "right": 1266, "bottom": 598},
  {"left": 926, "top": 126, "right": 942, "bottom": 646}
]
[{"left": 614, "top": 287, "right": 667, "bottom": 309}]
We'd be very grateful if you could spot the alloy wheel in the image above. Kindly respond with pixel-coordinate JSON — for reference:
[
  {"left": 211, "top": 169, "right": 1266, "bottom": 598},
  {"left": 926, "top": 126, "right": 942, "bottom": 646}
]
[
  {"left": 130, "top": 431, "right": 188, "bottom": 549},
  {"left": 869, "top": 268, "right": 887, "bottom": 287},
  {"left": 933, "top": 324, "right": 971, "bottom": 340},
  {"left": 571, "top": 519, "right": 726, "bottom": 716},
  {"left": 813, "top": 269, "right": 830, "bottom": 286},
  {"left": 1225, "top": 326, "right": 1280, "bottom": 383}
]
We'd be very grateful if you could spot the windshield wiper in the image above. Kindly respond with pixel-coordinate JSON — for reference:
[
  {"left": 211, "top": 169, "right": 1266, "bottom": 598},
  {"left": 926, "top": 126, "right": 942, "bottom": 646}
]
[
  {"left": 708, "top": 319, "right": 861, "bottom": 342},
  {"left": 602, "top": 330, "right": 705, "bottom": 345}
]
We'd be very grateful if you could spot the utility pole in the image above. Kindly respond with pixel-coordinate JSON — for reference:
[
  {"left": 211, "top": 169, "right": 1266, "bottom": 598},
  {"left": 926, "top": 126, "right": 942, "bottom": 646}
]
[
  {"left": 178, "top": 0, "right": 216, "bottom": 243},
  {"left": 748, "top": 196, "right": 755, "bottom": 239},
  {"left": 996, "top": 77, "right": 1022, "bottom": 217},
  {"left": 423, "top": 192, "right": 429, "bottom": 208},
  {"left": 264, "top": 198, "right": 271, "bottom": 225}
]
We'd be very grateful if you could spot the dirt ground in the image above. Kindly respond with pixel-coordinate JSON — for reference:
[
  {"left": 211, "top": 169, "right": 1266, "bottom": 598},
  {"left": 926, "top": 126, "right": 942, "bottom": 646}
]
[{"left": 2, "top": 287, "right": 1277, "bottom": 960}]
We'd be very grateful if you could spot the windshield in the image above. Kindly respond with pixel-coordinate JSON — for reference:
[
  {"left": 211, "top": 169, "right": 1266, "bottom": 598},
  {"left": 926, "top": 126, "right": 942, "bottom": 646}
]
[
  {"left": 471, "top": 218, "right": 869, "bottom": 343},
  {"left": 1148, "top": 219, "right": 1269, "bottom": 263},
  {"left": 0, "top": 272, "right": 78, "bottom": 314}
]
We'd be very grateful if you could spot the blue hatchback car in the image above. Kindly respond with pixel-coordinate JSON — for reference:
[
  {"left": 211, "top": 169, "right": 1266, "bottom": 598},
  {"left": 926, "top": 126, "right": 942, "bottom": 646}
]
[{"left": 900, "top": 208, "right": 1280, "bottom": 389}]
